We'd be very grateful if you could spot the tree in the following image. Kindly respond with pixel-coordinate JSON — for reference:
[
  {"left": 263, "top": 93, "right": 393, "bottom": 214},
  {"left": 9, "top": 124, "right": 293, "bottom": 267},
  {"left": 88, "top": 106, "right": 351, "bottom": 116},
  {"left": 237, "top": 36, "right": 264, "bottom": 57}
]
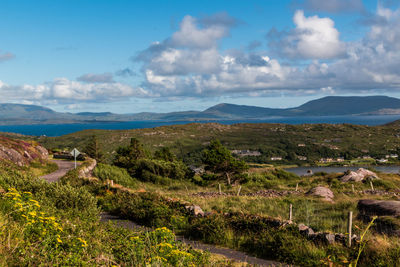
[
  {"left": 202, "top": 139, "right": 248, "bottom": 185},
  {"left": 84, "top": 135, "right": 104, "bottom": 162},
  {"left": 154, "top": 147, "right": 176, "bottom": 162},
  {"left": 113, "top": 138, "right": 146, "bottom": 169}
]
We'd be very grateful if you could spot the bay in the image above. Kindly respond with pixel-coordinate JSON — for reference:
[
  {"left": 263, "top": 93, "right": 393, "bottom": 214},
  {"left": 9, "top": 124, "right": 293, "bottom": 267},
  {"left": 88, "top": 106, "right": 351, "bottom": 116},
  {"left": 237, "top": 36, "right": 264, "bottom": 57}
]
[{"left": 0, "top": 114, "right": 400, "bottom": 137}]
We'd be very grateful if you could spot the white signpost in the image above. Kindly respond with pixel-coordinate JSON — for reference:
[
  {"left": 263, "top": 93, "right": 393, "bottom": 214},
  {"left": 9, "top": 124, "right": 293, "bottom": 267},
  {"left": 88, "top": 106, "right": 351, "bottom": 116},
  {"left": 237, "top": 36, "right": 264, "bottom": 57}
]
[{"left": 70, "top": 148, "right": 80, "bottom": 169}]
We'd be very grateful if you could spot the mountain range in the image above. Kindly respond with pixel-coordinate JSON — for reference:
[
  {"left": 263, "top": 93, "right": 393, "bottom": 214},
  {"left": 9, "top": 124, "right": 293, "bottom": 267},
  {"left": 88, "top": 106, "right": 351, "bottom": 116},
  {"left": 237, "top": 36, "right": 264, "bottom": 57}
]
[{"left": 2, "top": 96, "right": 400, "bottom": 125}]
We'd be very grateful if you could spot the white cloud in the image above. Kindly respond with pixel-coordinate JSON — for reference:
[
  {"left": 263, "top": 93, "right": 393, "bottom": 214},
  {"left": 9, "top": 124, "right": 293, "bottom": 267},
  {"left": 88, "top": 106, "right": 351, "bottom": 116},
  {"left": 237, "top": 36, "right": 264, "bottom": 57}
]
[
  {"left": 268, "top": 10, "right": 346, "bottom": 60},
  {"left": 170, "top": 15, "right": 229, "bottom": 49},
  {"left": 0, "top": 78, "right": 148, "bottom": 104}
]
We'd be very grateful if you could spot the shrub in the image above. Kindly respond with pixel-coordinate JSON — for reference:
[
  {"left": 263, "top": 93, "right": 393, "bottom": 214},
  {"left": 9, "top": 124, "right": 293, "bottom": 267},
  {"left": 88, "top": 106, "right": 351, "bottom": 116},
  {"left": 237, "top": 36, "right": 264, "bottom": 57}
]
[{"left": 94, "top": 163, "right": 136, "bottom": 188}]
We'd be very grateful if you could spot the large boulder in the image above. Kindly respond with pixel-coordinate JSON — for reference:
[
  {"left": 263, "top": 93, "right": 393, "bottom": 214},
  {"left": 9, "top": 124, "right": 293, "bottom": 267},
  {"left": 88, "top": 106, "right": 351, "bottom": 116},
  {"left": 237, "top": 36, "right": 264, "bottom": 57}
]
[
  {"left": 306, "top": 186, "right": 334, "bottom": 201},
  {"left": 341, "top": 168, "right": 378, "bottom": 182},
  {"left": 358, "top": 199, "right": 400, "bottom": 217}
]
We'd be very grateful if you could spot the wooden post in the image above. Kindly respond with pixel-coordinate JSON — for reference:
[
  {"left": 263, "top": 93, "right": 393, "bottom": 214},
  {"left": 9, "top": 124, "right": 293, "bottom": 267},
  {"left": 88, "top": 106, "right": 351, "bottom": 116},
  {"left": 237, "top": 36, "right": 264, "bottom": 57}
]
[
  {"left": 348, "top": 211, "right": 353, "bottom": 247},
  {"left": 370, "top": 181, "right": 374, "bottom": 191},
  {"left": 295, "top": 183, "right": 299, "bottom": 192},
  {"left": 110, "top": 180, "right": 114, "bottom": 187},
  {"left": 218, "top": 184, "right": 221, "bottom": 194},
  {"left": 289, "top": 204, "right": 293, "bottom": 222},
  {"left": 237, "top": 186, "right": 242, "bottom": 196},
  {"left": 352, "top": 184, "right": 355, "bottom": 193}
]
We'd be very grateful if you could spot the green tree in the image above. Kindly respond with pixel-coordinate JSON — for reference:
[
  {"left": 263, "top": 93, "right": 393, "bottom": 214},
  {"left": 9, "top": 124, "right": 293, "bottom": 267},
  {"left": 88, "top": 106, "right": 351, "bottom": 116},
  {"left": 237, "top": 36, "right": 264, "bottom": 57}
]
[
  {"left": 84, "top": 135, "right": 104, "bottom": 162},
  {"left": 113, "top": 138, "right": 146, "bottom": 169},
  {"left": 202, "top": 139, "right": 248, "bottom": 185},
  {"left": 154, "top": 147, "right": 176, "bottom": 162}
]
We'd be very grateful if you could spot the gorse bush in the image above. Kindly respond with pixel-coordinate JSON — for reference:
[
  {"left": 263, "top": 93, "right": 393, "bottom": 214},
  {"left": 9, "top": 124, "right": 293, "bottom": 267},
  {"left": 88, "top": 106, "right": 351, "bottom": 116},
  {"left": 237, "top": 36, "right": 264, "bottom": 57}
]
[
  {"left": 134, "top": 158, "right": 192, "bottom": 183},
  {"left": 94, "top": 163, "right": 137, "bottom": 188},
  {"left": 0, "top": 158, "right": 214, "bottom": 266},
  {"left": 1, "top": 188, "right": 89, "bottom": 265}
]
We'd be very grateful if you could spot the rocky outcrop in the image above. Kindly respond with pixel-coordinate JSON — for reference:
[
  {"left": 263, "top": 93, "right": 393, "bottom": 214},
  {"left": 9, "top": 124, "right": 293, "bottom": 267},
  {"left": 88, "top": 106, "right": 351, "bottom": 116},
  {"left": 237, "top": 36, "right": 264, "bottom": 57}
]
[
  {"left": 0, "top": 136, "right": 48, "bottom": 166},
  {"left": 306, "top": 186, "right": 334, "bottom": 201},
  {"left": 358, "top": 199, "right": 400, "bottom": 217},
  {"left": 341, "top": 168, "right": 378, "bottom": 182}
]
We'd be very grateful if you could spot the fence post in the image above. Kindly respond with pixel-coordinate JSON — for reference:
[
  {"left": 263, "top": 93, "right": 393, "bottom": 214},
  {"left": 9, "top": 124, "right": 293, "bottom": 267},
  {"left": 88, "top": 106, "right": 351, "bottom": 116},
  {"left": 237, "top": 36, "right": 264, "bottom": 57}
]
[
  {"left": 295, "top": 183, "right": 299, "bottom": 192},
  {"left": 370, "top": 181, "right": 374, "bottom": 191},
  {"left": 352, "top": 184, "right": 355, "bottom": 193},
  {"left": 218, "top": 184, "right": 222, "bottom": 194},
  {"left": 289, "top": 204, "right": 293, "bottom": 222},
  {"left": 110, "top": 180, "right": 114, "bottom": 187},
  {"left": 237, "top": 186, "right": 242, "bottom": 196},
  {"left": 348, "top": 211, "right": 353, "bottom": 247}
]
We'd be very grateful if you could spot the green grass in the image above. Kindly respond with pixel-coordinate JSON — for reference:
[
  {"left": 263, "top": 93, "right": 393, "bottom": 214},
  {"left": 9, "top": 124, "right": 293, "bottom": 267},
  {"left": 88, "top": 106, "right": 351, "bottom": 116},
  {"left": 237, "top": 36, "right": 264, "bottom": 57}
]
[{"left": 0, "top": 160, "right": 221, "bottom": 266}]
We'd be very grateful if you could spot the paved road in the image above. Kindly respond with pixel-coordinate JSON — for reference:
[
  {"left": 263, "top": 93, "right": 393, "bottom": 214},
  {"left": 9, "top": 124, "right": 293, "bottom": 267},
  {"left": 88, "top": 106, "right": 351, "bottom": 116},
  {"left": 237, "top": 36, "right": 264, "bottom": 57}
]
[{"left": 40, "top": 159, "right": 79, "bottom": 182}]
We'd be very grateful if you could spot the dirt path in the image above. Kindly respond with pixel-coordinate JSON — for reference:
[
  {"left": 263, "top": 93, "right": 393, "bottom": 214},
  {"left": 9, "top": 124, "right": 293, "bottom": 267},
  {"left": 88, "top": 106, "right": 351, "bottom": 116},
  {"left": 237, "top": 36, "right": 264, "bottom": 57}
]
[
  {"left": 41, "top": 163, "right": 289, "bottom": 266},
  {"left": 100, "top": 212, "right": 289, "bottom": 267},
  {"left": 40, "top": 159, "right": 80, "bottom": 182}
]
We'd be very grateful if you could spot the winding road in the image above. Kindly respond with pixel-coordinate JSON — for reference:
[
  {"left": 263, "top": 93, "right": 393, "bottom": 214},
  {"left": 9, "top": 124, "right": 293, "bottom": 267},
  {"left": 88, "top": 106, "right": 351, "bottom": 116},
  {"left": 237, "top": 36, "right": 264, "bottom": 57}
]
[
  {"left": 41, "top": 160, "right": 288, "bottom": 267},
  {"left": 41, "top": 159, "right": 80, "bottom": 183}
]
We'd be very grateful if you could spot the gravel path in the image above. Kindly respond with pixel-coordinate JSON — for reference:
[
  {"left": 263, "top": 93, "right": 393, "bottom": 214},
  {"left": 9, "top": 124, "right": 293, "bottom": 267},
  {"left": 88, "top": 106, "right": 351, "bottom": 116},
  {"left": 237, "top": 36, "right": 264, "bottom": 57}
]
[
  {"left": 40, "top": 159, "right": 80, "bottom": 182},
  {"left": 100, "top": 212, "right": 289, "bottom": 267}
]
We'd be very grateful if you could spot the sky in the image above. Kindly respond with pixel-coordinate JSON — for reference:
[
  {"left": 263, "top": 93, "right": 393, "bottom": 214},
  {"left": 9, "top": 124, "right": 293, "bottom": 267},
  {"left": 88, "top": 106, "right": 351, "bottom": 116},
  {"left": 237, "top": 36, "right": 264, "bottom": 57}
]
[{"left": 1, "top": 0, "right": 400, "bottom": 113}]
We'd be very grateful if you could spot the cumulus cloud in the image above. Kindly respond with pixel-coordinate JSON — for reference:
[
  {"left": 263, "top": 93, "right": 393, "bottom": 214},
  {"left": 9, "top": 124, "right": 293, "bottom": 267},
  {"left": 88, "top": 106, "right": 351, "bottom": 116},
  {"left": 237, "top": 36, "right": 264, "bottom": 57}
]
[
  {"left": 268, "top": 10, "right": 346, "bottom": 60},
  {"left": 77, "top": 73, "right": 114, "bottom": 83},
  {"left": 0, "top": 51, "right": 15, "bottom": 62},
  {"left": 0, "top": 78, "right": 148, "bottom": 104},
  {"left": 135, "top": 13, "right": 237, "bottom": 77},
  {"left": 5, "top": 7, "right": 400, "bottom": 105},
  {"left": 293, "top": 0, "right": 365, "bottom": 13},
  {"left": 134, "top": 7, "right": 400, "bottom": 99}
]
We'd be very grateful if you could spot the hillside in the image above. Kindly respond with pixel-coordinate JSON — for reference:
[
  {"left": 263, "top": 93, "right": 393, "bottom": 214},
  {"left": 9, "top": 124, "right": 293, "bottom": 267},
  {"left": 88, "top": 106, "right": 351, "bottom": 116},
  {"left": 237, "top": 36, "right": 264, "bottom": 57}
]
[
  {"left": 32, "top": 122, "right": 400, "bottom": 166},
  {"left": 2, "top": 95, "right": 400, "bottom": 125},
  {"left": 0, "top": 135, "right": 48, "bottom": 166}
]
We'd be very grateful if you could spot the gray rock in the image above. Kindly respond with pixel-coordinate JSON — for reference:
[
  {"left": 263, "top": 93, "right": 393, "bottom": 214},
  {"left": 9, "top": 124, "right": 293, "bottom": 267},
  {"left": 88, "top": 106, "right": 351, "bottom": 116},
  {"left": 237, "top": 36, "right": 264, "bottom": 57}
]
[
  {"left": 306, "top": 186, "right": 334, "bottom": 201},
  {"left": 358, "top": 199, "right": 400, "bottom": 217},
  {"left": 298, "top": 223, "right": 315, "bottom": 236},
  {"left": 185, "top": 205, "right": 204, "bottom": 217},
  {"left": 341, "top": 168, "right": 378, "bottom": 182},
  {"left": 315, "top": 232, "right": 336, "bottom": 244}
]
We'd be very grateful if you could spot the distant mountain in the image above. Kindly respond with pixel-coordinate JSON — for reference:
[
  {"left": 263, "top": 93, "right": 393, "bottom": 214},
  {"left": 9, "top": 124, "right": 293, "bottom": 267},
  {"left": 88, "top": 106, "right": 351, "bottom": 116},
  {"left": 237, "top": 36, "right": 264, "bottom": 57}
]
[{"left": 1, "top": 95, "right": 400, "bottom": 125}]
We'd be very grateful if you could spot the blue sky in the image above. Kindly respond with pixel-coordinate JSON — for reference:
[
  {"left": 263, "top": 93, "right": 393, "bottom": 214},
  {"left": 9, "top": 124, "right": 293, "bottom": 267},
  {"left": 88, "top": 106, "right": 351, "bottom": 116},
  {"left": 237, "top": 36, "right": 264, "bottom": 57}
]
[{"left": 1, "top": 0, "right": 400, "bottom": 113}]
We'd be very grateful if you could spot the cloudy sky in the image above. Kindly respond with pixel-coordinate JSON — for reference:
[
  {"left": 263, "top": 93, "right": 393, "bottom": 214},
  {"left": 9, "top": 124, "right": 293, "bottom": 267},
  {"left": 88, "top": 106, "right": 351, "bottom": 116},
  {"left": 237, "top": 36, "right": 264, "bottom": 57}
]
[{"left": 1, "top": 0, "right": 400, "bottom": 113}]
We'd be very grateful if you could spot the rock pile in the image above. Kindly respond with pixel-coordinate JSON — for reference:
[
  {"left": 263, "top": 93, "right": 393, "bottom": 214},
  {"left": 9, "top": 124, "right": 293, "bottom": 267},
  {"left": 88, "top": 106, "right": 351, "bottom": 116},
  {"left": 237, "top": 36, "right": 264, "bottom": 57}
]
[{"left": 298, "top": 223, "right": 357, "bottom": 245}]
